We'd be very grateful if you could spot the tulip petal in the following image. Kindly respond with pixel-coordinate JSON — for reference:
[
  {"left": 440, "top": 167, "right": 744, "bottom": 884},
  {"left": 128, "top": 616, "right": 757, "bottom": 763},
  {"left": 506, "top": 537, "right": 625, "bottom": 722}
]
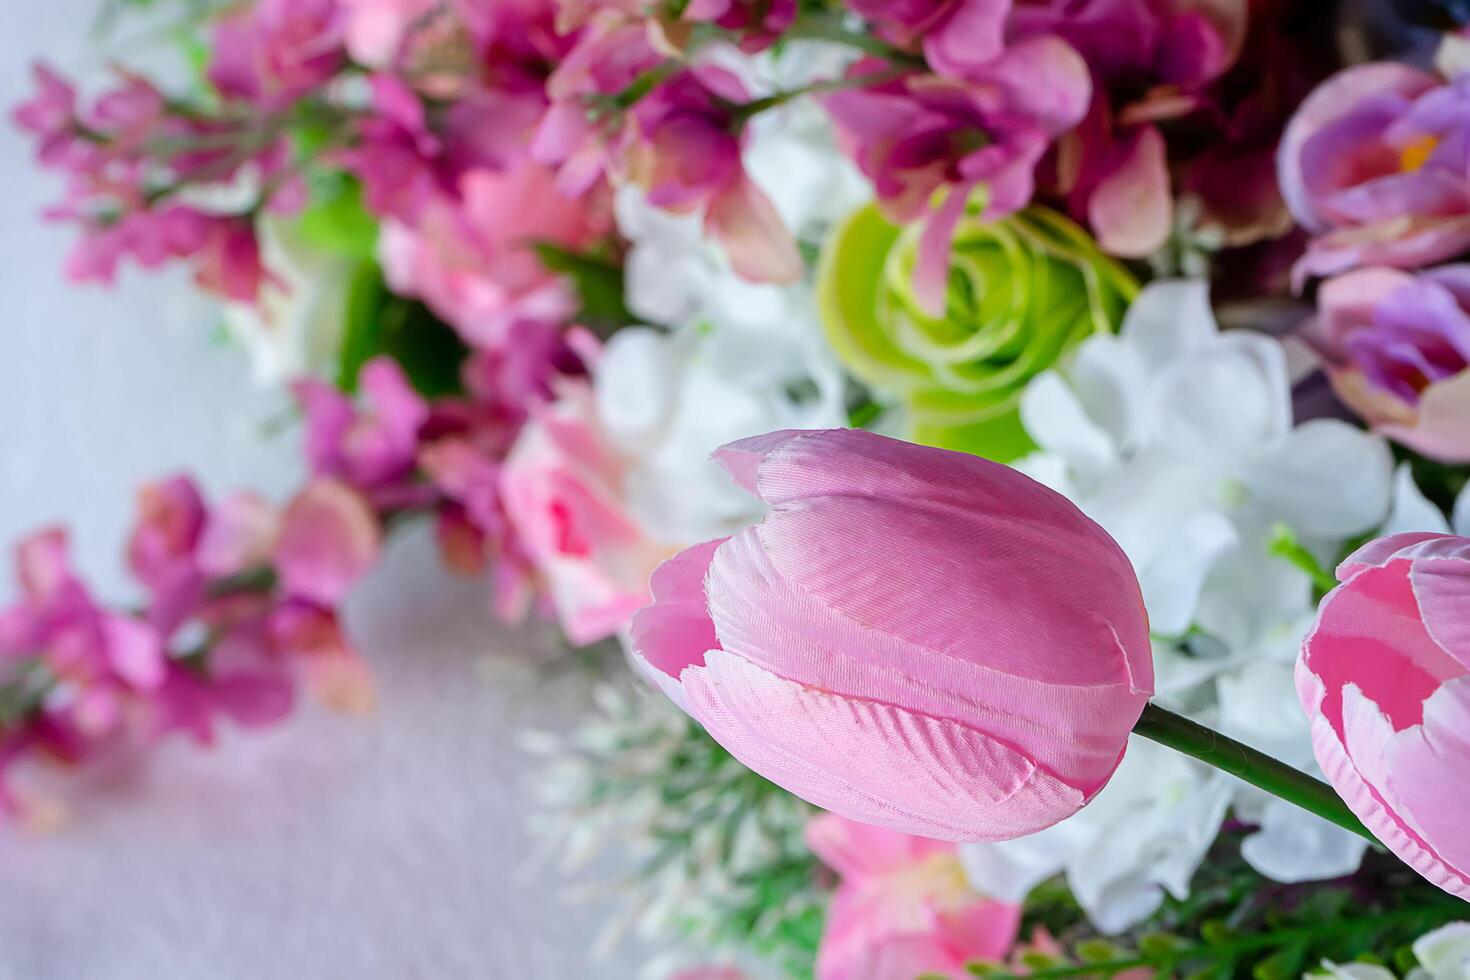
[
  {"left": 1382, "top": 677, "right": 1470, "bottom": 874},
  {"left": 1332, "top": 683, "right": 1470, "bottom": 899},
  {"left": 628, "top": 537, "right": 726, "bottom": 711},
  {"left": 682, "top": 650, "right": 1090, "bottom": 842},
  {"left": 1411, "top": 553, "right": 1470, "bottom": 668},
  {"left": 705, "top": 526, "right": 1144, "bottom": 786}
]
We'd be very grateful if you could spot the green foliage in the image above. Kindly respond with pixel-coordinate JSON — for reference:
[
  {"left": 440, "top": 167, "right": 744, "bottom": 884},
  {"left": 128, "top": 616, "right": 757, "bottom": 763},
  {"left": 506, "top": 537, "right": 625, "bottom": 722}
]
[
  {"left": 525, "top": 683, "right": 828, "bottom": 979},
  {"left": 533, "top": 243, "right": 638, "bottom": 334},
  {"left": 295, "top": 175, "right": 379, "bottom": 261},
  {"left": 336, "top": 264, "right": 469, "bottom": 396},
  {"left": 965, "top": 836, "right": 1467, "bottom": 980}
]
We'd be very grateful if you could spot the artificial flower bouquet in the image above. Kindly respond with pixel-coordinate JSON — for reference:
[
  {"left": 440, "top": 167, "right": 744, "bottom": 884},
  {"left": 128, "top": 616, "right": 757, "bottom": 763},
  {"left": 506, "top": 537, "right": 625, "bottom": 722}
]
[{"left": 11, "top": 0, "right": 1470, "bottom": 976}]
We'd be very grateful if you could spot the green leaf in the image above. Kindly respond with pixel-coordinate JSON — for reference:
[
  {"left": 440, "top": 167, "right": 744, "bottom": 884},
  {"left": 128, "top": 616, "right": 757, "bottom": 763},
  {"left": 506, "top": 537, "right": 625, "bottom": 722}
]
[
  {"left": 295, "top": 176, "right": 379, "bottom": 261},
  {"left": 1138, "top": 932, "right": 1188, "bottom": 957},
  {"left": 1076, "top": 940, "right": 1123, "bottom": 964},
  {"left": 534, "top": 242, "right": 636, "bottom": 333},
  {"left": 336, "top": 263, "right": 468, "bottom": 396}
]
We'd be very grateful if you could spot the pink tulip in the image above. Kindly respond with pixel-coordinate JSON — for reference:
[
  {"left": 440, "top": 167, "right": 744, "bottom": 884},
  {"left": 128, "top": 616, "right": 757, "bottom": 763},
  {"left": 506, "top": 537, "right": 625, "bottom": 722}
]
[
  {"left": 630, "top": 429, "right": 1153, "bottom": 841},
  {"left": 1298, "top": 532, "right": 1470, "bottom": 899},
  {"left": 808, "top": 813, "right": 1021, "bottom": 980}
]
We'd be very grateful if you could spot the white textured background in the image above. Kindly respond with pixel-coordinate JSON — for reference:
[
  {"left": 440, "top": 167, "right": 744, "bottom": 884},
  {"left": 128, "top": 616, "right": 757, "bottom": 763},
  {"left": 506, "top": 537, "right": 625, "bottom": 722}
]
[{"left": 0, "top": 5, "right": 641, "bottom": 976}]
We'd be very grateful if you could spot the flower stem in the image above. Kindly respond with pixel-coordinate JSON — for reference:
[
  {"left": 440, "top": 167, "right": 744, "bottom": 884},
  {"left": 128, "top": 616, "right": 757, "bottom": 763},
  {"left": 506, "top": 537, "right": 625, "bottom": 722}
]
[{"left": 1133, "top": 702, "right": 1375, "bottom": 843}]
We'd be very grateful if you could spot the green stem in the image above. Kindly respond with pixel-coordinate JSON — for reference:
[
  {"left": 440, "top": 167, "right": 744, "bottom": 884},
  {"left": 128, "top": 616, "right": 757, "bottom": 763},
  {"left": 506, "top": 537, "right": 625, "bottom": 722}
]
[
  {"left": 734, "top": 65, "right": 909, "bottom": 120},
  {"left": 783, "top": 12, "right": 927, "bottom": 66},
  {"left": 1133, "top": 703, "right": 1374, "bottom": 843}
]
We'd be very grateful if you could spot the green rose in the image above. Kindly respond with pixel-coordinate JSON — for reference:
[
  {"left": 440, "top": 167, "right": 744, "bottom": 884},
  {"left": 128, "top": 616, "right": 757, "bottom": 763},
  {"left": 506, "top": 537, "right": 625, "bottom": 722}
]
[{"left": 817, "top": 198, "right": 1137, "bottom": 461}]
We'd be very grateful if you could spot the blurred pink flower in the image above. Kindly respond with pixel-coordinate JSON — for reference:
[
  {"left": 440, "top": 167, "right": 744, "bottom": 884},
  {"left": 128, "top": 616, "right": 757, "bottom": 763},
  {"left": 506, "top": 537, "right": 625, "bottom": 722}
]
[
  {"left": 208, "top": 0, "right": 345, "bottom": 106},
  {"left": 501, "top": 381, "right": 672, "bottom": 645},
  {"left": 193, "top": 216, "right": 270, "bottom": 304},
  {"left": 1279, "top": 64, "right": 1470, "bottom": 286},
  {"left": 339, "top": 0, "right": 440, "bottom": 67},
  {"left": 682, "top": 0, "right": 797, "bottom": 51},
  {"left": 1298, "top": 532, "right": 1470, "bottom": 900},
  {"left": 379, "top": 162, "right": 610, "bottom": 346},
  {"left": 630, "top": 429, "right": 1153, "bottom": 841},
  {"left": 12, "top": 63, "right": 85, "bottom": 168},
  {"left": 296, "top": 357, "right": 431, "bottom": 503},
  {"left": 626, "top": 65, "right": 802, "bottom": 283},
  {"left": 274, "top": 479, "right": 383, "bottom": 608},
  {"left": 825, "top": 41, "right": 1090, "bottom": 312},
  {"left": 1313, "top": 265, "right": 1470, "bottom": 462},
  {"left": 848, "top": 0, "right": 1012, "bottom": 80},
  {"left": 808, "top": 813, "right": 1022, "bottom": 980}
]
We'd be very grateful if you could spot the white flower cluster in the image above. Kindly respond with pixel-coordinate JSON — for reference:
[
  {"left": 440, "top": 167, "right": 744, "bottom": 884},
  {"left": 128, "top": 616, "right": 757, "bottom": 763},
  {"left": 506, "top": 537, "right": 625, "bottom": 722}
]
[
  {"left": 521, "top": 681, "right": 821, "bottom": 976},
  {"left": 592, "top": 48, "right": 869, "bottom": 547},
  {"left": 961, "top": 280, "right": 1470, "bottom": 933}
]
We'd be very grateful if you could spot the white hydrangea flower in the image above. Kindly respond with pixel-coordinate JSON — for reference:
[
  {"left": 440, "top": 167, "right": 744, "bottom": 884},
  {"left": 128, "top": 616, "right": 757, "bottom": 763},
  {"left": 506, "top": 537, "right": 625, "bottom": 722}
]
[
  {"left": 963, "top": 280, "right": 1395, "bottom": 931},
  {"left": 961, "top": 739, "right": 1233, "bottom": 934}
]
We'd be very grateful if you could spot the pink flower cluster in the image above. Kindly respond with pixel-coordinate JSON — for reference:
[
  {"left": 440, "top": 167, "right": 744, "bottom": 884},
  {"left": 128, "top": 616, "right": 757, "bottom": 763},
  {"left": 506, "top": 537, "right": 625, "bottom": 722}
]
[
  {"left": 1283, "top": 64, "right": 1470, "bottom": 460},
  {"left": 0, "top": 474, "right": 379, "bottom": 818},
  {"left": 11, "top": 63, "right": 292, "bottom": 302}
]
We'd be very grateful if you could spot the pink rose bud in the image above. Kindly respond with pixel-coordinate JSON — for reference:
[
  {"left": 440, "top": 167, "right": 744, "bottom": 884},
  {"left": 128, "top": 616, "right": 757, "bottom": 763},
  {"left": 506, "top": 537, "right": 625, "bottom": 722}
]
[
  {"left": 630, "top": 429, "right": 1153, "bottom": 842},
  {"left": 1298, "top": 532, "right": 1470, "bottom": 899}
]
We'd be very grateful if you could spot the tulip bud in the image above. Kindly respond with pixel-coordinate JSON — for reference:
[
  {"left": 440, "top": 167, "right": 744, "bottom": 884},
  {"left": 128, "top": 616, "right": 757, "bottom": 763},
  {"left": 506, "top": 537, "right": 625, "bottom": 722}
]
[
  {"left": 1298, "top": 532, "right": 1470, "bottom": 899},
  {"left": 630, "top": 428, "right": 1154, "bottom": 842}
]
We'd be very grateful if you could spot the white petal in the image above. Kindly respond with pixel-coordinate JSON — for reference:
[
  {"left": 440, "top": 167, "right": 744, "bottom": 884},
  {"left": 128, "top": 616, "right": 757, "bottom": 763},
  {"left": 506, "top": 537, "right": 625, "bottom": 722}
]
[
  {"left": 1019, "top": 370, "right": 1117, "bottom": 478},
  {"left": 1138, "top": 510, "right": 1239, "bottom": 637},
  {"left": 1384, "top": 463, "right": 1453, "bottom": 537},
  {"left": 1454, "top": 485, "right": 1470, "bottom": 537},
  {"left": 1240, "top": 797, "right": 1370, "bottom": 883},
  {"left": 1148, "top": 333, "right": 1291, "bottom": 470},
  {"left": 1412, "top": 922, "right": 1470, "bottom": 980},
  {"left": 959, "top": 833, "right": 1070, "bottom": 904},
  {"left": 1121, "top": 279, "right": 1218, "bottom": 372},
  {"left": 596, "top": 328, "right": 682, "bottom": 450},
  {"left": 1246, "top": 420, "right": 1393, "bottom": 538},
  {"left": 1066, "top": 335, "right": 1150, "bottom": 454}
]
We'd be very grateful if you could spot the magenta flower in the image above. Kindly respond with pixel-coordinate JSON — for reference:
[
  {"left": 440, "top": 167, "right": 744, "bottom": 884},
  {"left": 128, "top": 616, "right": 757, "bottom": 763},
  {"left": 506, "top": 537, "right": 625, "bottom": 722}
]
[
  {"left": 207, "top": 0, "right": 345, "bottom": 107},
  {"left": 379, "top": 161, "right": 611, "bottom": 345},
  {"left": 1013, "top": 0, "right": 1252, "bottom": 257},
  {"left": 626, "top": 65, "right": 802, "bottom": 283},
  {"left": 1312, "top": 265, "right": 1470, "bottom": 462},
  {"left": 847, "top": 0, "right": 1013, "bottom": 80},
  {"left": 808, "top": 813, "right": 1021, "bottom": 979},
  {"left": 630, "top": 429, "right": 1153, "bottom": 841},
  {"left": 295, "top": 357, "right": 431, "bottom": 504},
  {"left": 824, "top": 40, "right": 1090, "bottom": 311},
  {"left": 12, "top": 63, "right": 86, "bottom": 169},
  {"left": 1279, "top": 64, "right": 1470, "bottom": 286},
  {"left": 1298, "top": 532, "right": 1470, "bottom": 899},
  {"left": 682, "top": 0, "right": 797, "bottom": 51}
]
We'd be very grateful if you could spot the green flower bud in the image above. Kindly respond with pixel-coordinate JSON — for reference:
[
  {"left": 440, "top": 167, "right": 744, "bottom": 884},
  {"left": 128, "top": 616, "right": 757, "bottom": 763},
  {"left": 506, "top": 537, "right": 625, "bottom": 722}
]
[{"left": 818, "top": 198, "right": 1137, "bottom": 460}]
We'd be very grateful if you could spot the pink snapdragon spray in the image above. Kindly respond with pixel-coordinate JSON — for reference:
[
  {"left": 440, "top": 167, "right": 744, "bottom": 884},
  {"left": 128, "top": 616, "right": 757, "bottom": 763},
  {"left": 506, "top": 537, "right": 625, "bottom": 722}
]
[{"left": 0, "top": 474, "right": 378, "bottom": 820}]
